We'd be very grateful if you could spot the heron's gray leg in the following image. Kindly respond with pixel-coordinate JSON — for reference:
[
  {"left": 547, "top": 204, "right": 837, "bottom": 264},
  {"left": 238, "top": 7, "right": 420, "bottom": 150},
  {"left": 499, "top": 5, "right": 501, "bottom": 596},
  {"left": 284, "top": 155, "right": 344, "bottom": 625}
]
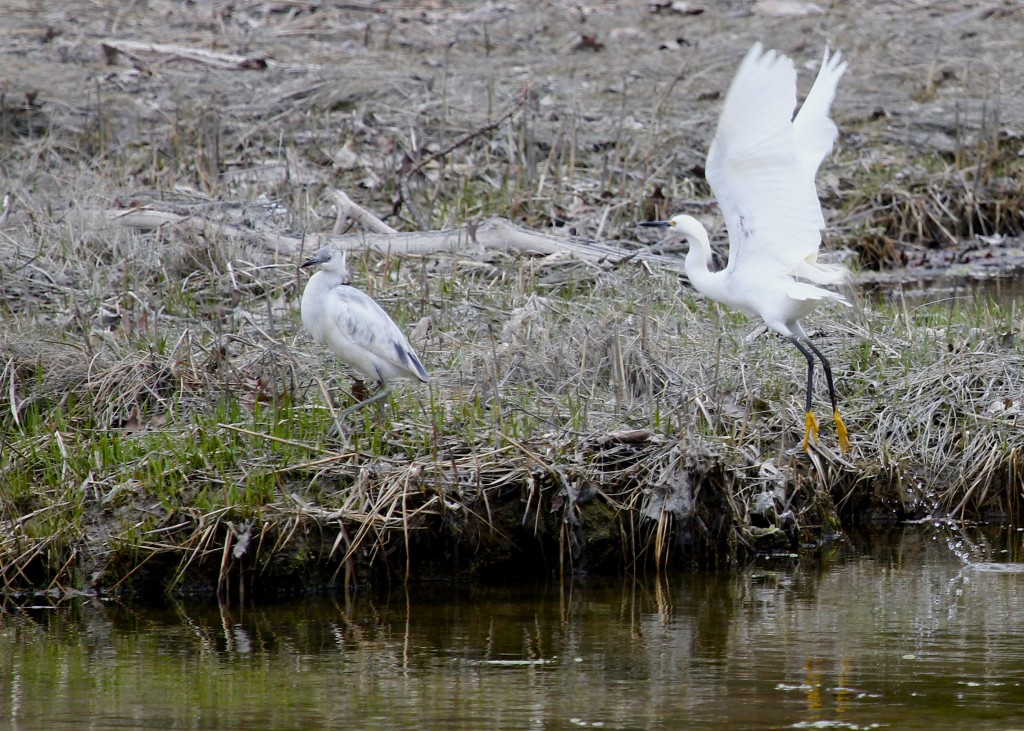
[{"left": 326, "top": 385, "right": 393, "bottom": 437}]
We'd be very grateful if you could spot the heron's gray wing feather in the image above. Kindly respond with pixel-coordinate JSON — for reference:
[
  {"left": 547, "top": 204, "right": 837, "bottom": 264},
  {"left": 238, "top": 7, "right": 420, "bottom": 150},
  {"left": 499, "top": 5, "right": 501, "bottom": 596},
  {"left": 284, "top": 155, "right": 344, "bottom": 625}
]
[{"left": 326, "top": 286, "right": 428, "bottom": 382}]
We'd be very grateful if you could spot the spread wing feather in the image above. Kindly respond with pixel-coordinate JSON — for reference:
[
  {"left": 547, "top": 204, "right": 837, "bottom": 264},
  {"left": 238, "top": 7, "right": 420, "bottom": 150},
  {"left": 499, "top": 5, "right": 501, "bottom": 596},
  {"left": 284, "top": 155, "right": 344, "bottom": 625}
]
[{"left": 706, "top": 44, "right": 846, "bottom": 281}]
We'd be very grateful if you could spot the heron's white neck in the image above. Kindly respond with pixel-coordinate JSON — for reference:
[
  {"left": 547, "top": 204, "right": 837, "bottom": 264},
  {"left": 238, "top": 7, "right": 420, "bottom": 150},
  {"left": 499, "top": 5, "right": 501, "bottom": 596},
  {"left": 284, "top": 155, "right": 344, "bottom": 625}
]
[
  {"left": 321, "top": 268, "right": 347, "bottom": 287},
  {"left": 323, "top": 258, "right": 350, "bottom": 283},
  {"left": 302, "top": 269, "right": 347, "bottom": 313}
]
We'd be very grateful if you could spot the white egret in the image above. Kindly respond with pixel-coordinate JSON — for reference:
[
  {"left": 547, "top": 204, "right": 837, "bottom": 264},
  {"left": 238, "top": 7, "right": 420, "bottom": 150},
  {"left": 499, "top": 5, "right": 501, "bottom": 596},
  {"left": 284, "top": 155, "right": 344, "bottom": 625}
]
[
  {"left": 300, "top": 246, "right": 429, "bottom": 427},
  {"left": 642, "top": 43, "right": 851, "bottom": 453}
]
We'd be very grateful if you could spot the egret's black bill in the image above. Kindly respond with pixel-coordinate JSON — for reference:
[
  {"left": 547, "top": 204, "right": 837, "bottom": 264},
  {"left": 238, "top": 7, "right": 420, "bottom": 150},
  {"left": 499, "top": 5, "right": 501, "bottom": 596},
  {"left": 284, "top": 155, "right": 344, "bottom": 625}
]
[{"left": 639, "top": 220, "right": 670, "bottom": 228}]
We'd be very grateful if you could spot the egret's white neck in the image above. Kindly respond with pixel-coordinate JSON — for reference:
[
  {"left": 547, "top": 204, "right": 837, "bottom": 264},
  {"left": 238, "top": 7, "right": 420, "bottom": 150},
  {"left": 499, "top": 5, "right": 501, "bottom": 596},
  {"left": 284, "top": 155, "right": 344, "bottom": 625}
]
[{"left": 677, "top": 220, "right": 722, "bottom": 298}]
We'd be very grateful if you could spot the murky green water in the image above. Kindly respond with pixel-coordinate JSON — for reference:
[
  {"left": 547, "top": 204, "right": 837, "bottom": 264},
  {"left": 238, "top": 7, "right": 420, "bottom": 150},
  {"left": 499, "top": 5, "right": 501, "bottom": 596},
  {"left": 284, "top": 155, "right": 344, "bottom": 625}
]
[{"left": 3, "top": 525, "right": 1024, "bottom": 730}]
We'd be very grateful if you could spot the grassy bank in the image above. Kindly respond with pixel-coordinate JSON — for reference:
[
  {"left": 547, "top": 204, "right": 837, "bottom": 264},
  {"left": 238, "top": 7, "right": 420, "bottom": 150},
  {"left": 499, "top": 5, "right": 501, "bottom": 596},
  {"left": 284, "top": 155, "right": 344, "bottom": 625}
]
[{"left": 2, "top": 233, "right": 1021, "bottom": 596}]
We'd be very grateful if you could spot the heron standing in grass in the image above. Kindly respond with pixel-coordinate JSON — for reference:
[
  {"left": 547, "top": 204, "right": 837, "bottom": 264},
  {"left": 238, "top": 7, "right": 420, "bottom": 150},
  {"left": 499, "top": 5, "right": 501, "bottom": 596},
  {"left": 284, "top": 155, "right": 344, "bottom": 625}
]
[
  {"left": 641, "top": 43, "right": 851, "bottom": 453},
  {"left": 300, "top": 246, "right": 429, "bottom": 429}
]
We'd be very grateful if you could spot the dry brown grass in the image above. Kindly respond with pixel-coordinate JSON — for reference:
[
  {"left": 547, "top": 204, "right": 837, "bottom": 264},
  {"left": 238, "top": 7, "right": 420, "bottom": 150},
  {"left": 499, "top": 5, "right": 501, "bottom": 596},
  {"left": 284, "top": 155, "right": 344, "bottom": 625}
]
[{"left": 837, "top": 131, "right": 1024, "bottom": 270}]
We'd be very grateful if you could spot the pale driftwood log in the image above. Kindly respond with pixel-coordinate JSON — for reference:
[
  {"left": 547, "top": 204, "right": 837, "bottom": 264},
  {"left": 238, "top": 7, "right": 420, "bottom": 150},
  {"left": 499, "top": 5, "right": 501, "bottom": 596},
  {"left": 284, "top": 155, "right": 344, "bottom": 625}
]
[
  {"left": 99, "top": 39, "right": 297, "bottom": 71},
  {"left": 330, "top": 190, "right": 397, "bottom": 235},
  {"left": 101, "top": 205, "right": 689, "bottom": 274}
]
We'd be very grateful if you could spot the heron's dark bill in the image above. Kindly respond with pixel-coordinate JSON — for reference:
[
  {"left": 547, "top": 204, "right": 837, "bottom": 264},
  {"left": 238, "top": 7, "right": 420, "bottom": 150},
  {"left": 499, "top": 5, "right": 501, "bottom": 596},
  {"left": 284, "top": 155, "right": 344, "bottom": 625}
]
[
  {"left": 639, "top": 220, "right": 671, "bottom": 228},
  {"left": 300, "top": 254, "right": 326, "bottom": 268}
]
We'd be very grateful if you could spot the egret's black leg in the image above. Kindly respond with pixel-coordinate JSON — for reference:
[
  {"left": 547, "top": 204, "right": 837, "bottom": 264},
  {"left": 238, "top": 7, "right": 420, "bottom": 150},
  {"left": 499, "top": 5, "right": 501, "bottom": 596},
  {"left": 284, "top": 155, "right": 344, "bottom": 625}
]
[
  {"left": 788, "top": 336, "right": 816, "bottom": 413},
  {"left": 793, "top": 336, "right": 851, "bottom": 453},
  {"left": 803, "top": 339, "right": 837, "bottom": 412},
  {"left": 787, "top": 336, "right": 820, "bottom": 450},
  {"left": 803, "top": 338, "right": 850, "bottom": 452}
]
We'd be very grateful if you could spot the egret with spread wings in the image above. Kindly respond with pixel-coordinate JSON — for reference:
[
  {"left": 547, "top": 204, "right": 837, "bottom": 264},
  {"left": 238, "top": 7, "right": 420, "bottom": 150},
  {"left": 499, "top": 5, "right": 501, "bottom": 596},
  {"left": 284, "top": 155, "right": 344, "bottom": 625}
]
[
  {"left": 642, "top": 43, "right": 850, "bottom": 452},
  {"left": 300, "top": 246, "right": 428, "bottom": 429}
]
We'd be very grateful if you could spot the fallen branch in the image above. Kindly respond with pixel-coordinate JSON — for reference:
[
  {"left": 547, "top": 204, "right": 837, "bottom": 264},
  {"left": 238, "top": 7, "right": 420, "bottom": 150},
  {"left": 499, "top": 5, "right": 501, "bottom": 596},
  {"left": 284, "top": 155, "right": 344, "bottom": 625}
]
[
  {"left": 100, "top": 39, "right": 291, "bottom": 71},
  {"left": 331, "top": 190, "right": 397, "bottom": 235},
  {"left": 100, "top": 199, "right": 688, "bottom": 274},
  {"left": 0, "top": 193, "right": 11, "bottom": 230}
]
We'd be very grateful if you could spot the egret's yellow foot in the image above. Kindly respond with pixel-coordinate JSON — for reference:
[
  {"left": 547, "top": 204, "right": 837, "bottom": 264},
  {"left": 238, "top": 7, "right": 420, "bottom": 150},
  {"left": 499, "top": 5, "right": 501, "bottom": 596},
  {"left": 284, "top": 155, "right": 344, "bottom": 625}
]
[
  {"left": 803, "top": 410, "right": 820, "bottom": 452},
  {"left": 834, "top": 409, "right": 850, "bottom": 454}
]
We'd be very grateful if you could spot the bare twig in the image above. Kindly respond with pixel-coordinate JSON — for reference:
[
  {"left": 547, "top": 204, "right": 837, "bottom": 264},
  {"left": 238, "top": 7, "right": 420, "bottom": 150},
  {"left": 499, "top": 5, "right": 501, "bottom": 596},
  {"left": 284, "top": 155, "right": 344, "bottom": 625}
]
[{"left": 401, "top": 85, "right": 531, "bottom": 182}]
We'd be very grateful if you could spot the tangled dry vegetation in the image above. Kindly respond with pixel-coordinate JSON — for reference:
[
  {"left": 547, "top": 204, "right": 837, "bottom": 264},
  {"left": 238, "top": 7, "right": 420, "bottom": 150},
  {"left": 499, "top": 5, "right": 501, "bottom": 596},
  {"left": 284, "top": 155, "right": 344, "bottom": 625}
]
[{"left": 1, "top": 1, "right": 1023, "bottom": 597}]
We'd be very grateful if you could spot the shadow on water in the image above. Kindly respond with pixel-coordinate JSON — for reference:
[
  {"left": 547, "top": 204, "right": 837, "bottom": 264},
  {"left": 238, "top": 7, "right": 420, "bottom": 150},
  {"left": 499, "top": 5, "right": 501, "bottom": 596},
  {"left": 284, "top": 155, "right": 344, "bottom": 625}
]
[{"left": 2, "top": 524, "right": 1023, "bottom": 730}]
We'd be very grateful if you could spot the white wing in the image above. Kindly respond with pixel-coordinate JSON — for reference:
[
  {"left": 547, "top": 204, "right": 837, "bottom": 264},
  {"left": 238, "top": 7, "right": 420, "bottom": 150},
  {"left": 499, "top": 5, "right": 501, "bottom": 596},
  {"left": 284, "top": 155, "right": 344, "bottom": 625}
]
[
  {"left": 792, "top": 46, "right": 847, "bottom": 177},
  {"left": 319, "top": 284, "right": 429, "bottom": 383},
  {"left": 706, "top": 44, "right": 844, "bottom": 278}
]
